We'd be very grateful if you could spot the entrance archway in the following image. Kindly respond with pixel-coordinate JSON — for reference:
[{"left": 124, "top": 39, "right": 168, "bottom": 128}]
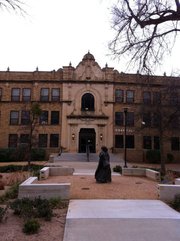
[{"left": 79, "top": 128, "right": 96, "bottom": 153}]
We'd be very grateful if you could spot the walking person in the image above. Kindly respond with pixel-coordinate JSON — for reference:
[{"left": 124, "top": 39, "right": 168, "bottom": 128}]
[{"left": 95, "top": 146, "right": 111, "bottom": 183}]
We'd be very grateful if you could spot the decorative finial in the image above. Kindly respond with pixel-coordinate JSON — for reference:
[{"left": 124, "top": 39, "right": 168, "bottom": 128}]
[
  {"left": 36, "top": 66, "right": 39, "bottom": 71},
  {"left": 164, "top": 72, "right": 166, "bottom": 76},
  {"left": 7, "top": 67, "right": 10, "bottom": 71},
  {"left": 105, "top": 63, "right": 108, "bottom": 68},
  {"left": 69, "top": 62, "right": 72, "bottom": 66}
]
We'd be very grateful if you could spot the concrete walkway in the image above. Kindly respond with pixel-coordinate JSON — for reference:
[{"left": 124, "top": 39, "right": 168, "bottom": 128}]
[
  {"left": 53, "top": 154, "right": 180, "bottom": 241},
  {"left": 63, "top": 200, "right": 180, "bottom": 241}
]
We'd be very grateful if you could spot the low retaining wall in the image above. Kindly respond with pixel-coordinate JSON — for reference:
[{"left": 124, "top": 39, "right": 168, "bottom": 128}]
[
  {"left": 122, "top": 168, "right": 160, "bottom": 181},
  {"left": 158, "top": 184, "right": 180, "bottom": 202},
  {"left": 18, "top": 177, "right": 70, "bottom": 200},
  {"left": 40, "top": 166, "right": 74, "bottom": 180}
]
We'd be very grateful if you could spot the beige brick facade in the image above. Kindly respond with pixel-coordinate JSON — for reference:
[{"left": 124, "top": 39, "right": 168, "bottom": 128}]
[{"left": 0, "top": 52, "right": 179, "bottom": 162}]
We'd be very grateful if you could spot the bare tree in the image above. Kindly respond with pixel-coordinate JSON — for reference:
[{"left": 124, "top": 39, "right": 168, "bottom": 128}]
[
  {"left": 0, "top": 0, "right": 24, "bottom": 13},
  {"left": 109, "top": 0, "right": 180, "bottom": 73}
]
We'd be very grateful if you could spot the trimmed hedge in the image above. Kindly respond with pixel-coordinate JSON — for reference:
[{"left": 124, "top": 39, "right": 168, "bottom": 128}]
[{"left": 0, "top": 148, "right": 45, "bottom": 162}]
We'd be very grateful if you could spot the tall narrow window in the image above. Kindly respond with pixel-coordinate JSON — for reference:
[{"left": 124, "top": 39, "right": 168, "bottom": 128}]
[
  {"left": 115, "top": 112, "right": 123, "bottom": 126},
  {"left": 153, "top": 92, "right": 161, "bottom": 104},
  {"left": 22, "top": 88, "right": 31, "bottom": 102},
  {"left": 51, "top": 111, "right": 59, "bottom": 125},
  {"left": 126, "top": 90, "right": 134, "bottom": 103},
  {"left": 142, "top": 112, "right": 151, "bottom": 127},
  {"left": 39, "top": 111, "right": 48, "bottom": 124},
  {"left": 115, "top": 89, "right": 123, "bottom": 103},
  {"left": 143, "top": 91, "right": 151, "bottom": 104},
  {"left": 143, "top": 136, "right": 152, "bottom": 149},
  {"left": 152, "top": 112, "right": 161, "bottom": 128},
  {"left": 8, "top": 134, "right": 18, "bottom": 148},
  {"left": 39, "top": 134, "right": 48, "bottom": 148},
  {"left": 81, "top": 93, "right": 94, "bottom": 111},
  {"left": 126, "top": 112, "right": 134, "bottom": 126},
  {"left": 20, "top": 134, "right": 30, "bottom": 144},
  {"left": 51, "top": 88, "right": 60, "bottom": 102},
  {"left": 115, "top": 135, "right": 124, "bottom": 148},
  {"left": 40, "top": 88, "right": 49, "bottom": 101},
  {"left": 10, "top": 111, "right": 19, "bottom": 125},
  {"left": 11, "top": 88, "right": 20, "bottom": 101},
  {"left": 154, "top": 136, "right": 160, "bottom": 150},
  {"left": 171, "top": 137, "right": 180, "bottom": 151},
  {"left": 126, "top": 135, "right": 135, "bottom": 148},
  {"left": 21, "top": 111, "right": 30, "bottom": 125},
  {"left": 50, "top": 134, "right": 59, "bottom": 147}
]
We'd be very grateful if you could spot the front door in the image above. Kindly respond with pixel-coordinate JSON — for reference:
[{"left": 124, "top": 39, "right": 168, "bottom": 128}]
[{"left": 79, "top": 128, "right": 96, "bottom": 153}]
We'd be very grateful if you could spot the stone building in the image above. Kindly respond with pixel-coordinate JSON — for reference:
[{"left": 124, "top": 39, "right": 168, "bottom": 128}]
[{"left": 0, "top": 52, "right": 179, "bottom": 162}]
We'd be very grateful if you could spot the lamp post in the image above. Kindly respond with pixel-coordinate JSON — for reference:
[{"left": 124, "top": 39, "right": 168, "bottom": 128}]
[{"left": 124, "top": 108, "right": 128, "bottom": 168}]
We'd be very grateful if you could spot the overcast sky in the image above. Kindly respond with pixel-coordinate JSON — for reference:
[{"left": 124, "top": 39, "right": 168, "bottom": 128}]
[{"left": 0, "top": 0, "right": 179, "bottom": 75}]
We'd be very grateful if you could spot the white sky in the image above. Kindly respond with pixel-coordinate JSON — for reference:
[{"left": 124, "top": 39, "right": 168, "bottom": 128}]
[{"left": 0, "top": 0, "right": 179, "bottom": 75}]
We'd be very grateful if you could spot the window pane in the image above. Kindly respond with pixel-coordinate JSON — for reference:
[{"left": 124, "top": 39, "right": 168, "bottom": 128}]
[
  {"left": 22, "top": 88, "right": 31, "bottom": 101},
  {"left": 126, "top": 112, "right": 134, "bottom": 126},
  {"left": 126, "top": 135, "right": 134, "bottom": 148},
  {"left": 154, "top": 136, "right": 160, "bottom": 150},
  {"left": 143, "top": 136, "right": 152, "bottom": 149},
  {"left": 10, "top": 111, "right": 19, "bottom": 125},
  {"left": 81, "top": 93, "right": 95, "bottom": 111},
  {"left": 143, "top": 113, "right": 151, "bottom": 127},
  {"left": 50, "top": 134, "right": 59, "bottom": 147},
  {"left": 20, "top": 134, "right": 30, "bottom": 144},
  {"left": 0, "top": 88, "right": 2, "bottom": 101},
  {"left": 115, "top": 89, "right": 123, "bottom": 103},
  {"left": 11, "top": 88, "right": 20, "bottom": 101},
  {"left": 21, "top": 111, "right": 30, "bottom": 125},
  {"left": 8, "top": 134, "right": 18, "bottom": 148},
  {"left": 153, "top": 92, "right": 161, "bottom": 104},
  {"left": 143, "top": 91, "right": 151, "bottom": 104},
  {"left": 115, "top": 112, "right": 123, "bottom": 126},
  {"left": 51, "top": 111, "right": 59, "bottom": 125},
  {"left": 126, "top": 90, "right": 134, "bottom": 103},
  {"left": 171, "top": 137, "right": 179, "bottom": 151},
  {"left": 152, "top": 112, "right": 160, "bottom": 128},
  {"left": 40, "top": 88, "right": 49, "bottom": 101},
  {"left": 40, "top": 111, "right": 48, "bottom": 124},
  {"left": 115, "top": 135, "right": 124, "bottom": 148},
  {"left": 51, "top": 88, "right": 60, "bottom": 101},
  {"left": 39, "top": 134, "right": 48, "bottom": 148}
]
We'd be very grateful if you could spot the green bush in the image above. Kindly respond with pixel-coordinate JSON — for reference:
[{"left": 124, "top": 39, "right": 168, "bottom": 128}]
[
  {"left": 0, "top": 183, "right": 19, "bottom": 204},
  {"left": 0, "top": 148, "right": 46, "bottom": 162},
  {"left": 113, "top": 165, "right": 122, "bottom": 174},
  {"left": 34, "top": 197, "right": 53, "bottom": 221},
  {"left": 10, "top": 198, "right": 34, "bottom": 218},
  {"left": 49, "top": 197, "right": 68, "bottom": 209},
  {"left": 0, "top": 164, "right": 44, "bottom": 173},
  {"left": 170, "top": 194, "right": 180, "bottom": 212},
  {"left": 23, "top": 218, "right": 40, "bottom": 235},
  {"left": 146, "top": 150, "right": 161, "bottom": 164}
]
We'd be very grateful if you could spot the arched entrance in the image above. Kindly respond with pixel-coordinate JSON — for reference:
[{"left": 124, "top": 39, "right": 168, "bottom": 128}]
[{"left": 79, "top": 128, "right": 96, "bottom": 153}]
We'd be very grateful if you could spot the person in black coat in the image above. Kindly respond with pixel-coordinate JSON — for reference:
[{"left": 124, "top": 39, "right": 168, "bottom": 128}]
[{"left": 95, "top": 146, "right": 111, "bottom": 183}]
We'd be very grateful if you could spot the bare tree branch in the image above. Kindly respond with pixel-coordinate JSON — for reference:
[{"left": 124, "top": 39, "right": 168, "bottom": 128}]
[{"left": 109, "top": 0, "right": 180, "bottom": 73}]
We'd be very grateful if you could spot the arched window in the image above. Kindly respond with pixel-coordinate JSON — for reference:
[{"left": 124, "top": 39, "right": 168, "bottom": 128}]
[{"left": 81, "top": 93, "right": 95, "bottom": 111}]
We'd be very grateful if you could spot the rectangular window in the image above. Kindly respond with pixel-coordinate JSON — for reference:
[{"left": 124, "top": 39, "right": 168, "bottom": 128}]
[
  {"left": 115, "top": 112, "right": 123, "bottom": 126},
  {"left": 115, "top": 135, "right": 124, "bottom": 148},
  {"left": 20, "top": 134, "right": 30, "bottom": 144},
  {"left": 51, "top": 88, "right": 60, "bottom": 102},
  {"left": 126, "top": 90, "right": 134, "bottom": 103},
  {"left": 143, "top": 91, "right": 151, "bottom": 104},
  {"left": 154, "top": 136, "right": 160, "bottom": 150},
  {"left": 142, "top": 112, "right": 151, "bottom": 127},
  {"left": 126, "top": 112, "right": 134, "bottom": 126},
  {"left": 152, "top": 112, "right": 161, "bottom": 128},
  {"left": 51, "top": 111, "right": 59, "bottom": 125},
  {"left": 0, "top": 88, "right": 2, "bottom": 101},
  {"left": 39, "top": 134, "right": 48, "bottom": 148},
  {"left": 21, "top": 111, "right": 30, "bottom": 125},
  {"left": 115, "top": 89, "right": 123, "bottom": 103},
  {"left": 50, "top": 134, "right": 59, "bottom": 147},
  {"left": 39, "top": 111, "right": 48, "bottom": 124},
  {"left": 10, "top": 111, "right": 19, "bottom": 125},
  {"left": 171, "top": 115, "right": 180, "bottom": 129},
  {"left": 8, "top": 134, "right": 18, "bottom": 148},
  {"left": 153, "top": 92, "right": 161, "bottom": 104},
  {"left": 171, "top": 137, "right": 180, "bottom": 151},
  {"left": 40, "top": 88, "right": 49, "bottom": 101},
  {"left": 170, "top": 92, "right": 179, "bottom": 105},
  {"left": 126, "top": 135, "right": 135, "bottom": 148},
  {"left": 11, "top": 88, "right": 20, "bottom": 101},
  {"left": 143, "top": 136, "right": 152, "bottom": 149},
  {"left": 22, "top": 88, "right": 31, "bottom": 102}
]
